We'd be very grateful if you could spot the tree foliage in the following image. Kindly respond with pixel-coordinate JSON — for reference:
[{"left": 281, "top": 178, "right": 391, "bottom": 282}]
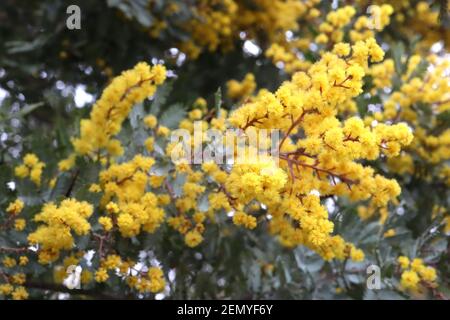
[{"left": 0, "top": 0, "right": 449, "bottom": 300}]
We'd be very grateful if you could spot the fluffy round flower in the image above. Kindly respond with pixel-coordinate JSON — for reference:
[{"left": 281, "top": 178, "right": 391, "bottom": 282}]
[{"left": 184, "top": 230, "right": 203, "bottom": 247}]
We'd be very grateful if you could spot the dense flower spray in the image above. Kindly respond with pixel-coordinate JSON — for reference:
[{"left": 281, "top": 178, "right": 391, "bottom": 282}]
[{"left": 1, "top": 1, "right": 448, "bottom": 300}]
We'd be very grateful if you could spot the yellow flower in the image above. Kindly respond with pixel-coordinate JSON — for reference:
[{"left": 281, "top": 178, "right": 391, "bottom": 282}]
[
  {"left": 28, "top": 199, "right": 93, "bottom": 264},
  {"left": 72, "top": 63, "right": 166, "bottom": 157},
  {"left": 11, "top": 286, "right": 28, "bottom": 300},
  {"left": 49, "top": 177, "right": 57, "bottom": 188},
  {"left": 23, "top": 153, "right": 39, "bottom": 167},
  {"left": 3, "top": 257, "right": 17, "bottom": 268},
  {"left": 14, "top": 219, "right": 26, "bottom": 231},
  {"left": 184, "top": 230, "right": 203, "bottom": 247},
  {"left": 144, "top": 115, "right": 158, "bottom": 129},
  {"left": 95, "top": 268, "right": 109, "bottom": 283},
  {"left": 232, "top": 212, "right": 257, "bottom": 230},
  {"left": 14, "top": 153, "right": 45, "bottom": 186},
  {"left": 98, "top": 216, "right": 113, "bottom": 231},
  {"left": 157, "top": 126, "right": 170, "bottom": 137},
  {"left": 0, "top": 284, "right": 14, "bottom": 296},
  {"left": 144, "top": 137, "right": 155, "bottom": 152},
  {"left": 89, "top": 183, "right": 102, "bottom": 193},
  {"left": 14, "top": 165, "right": 29, "bottom": 178},
  {"left": 58, "top": 154, "right": 76, "bottom": 171},
  {"left": 6, "top": 199, "right": 24, "bottom": 215},
  {"left": 397, "top": 256, "right": 410, "bottom": 269},
  {"left": 400, "top": 270, "right": 420, "bottom": 291},
  {"left": 102, "top": 255, "right": 122, "bottom": 270},
  {"left": 11, "top": 273, "right": 26, "bottom": 285},
  {"left": 106, "top": 201, "right": 120, "bottom": 214},
  {"left": 410, "top": 258, "right": 424, "bottom": 272},
  {"left": 227, "top": 73, "right": 256, "bottom": 100},
  {"left": 419, "top": 266, "right": 437, "bottom": 282},
  {"left": 383, "top": 229, "right": 396, "bottom": 238},
  {"left": 19, "top": 256, "right": 29, "bottom": 266},
  {"left": 333, "top": 43, "right": 350, "bottom": 56},
  {"left": 189, "top": 109, "right": 203, "bottom": 120},
  {"left": 349, "top": 246, "right": 365, "bottom": 262},
  {"left": 147, "top": 267, "right": 165, "bottom": 293}
]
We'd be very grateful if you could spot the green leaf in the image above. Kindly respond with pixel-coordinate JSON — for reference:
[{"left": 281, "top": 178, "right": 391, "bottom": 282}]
[
  {"left": 172, "top": 173, "right": 187, "bottom": 197},
  {"left": 364, "top": 289, "right": 406, "bottom": 300},
  {"left": 214, "top": 87, "right": 222, "bottom": 117},
  {"left": 107, "top": 0, "right": 154, "bottom": 27},
  {"left": 150, "top": 81, "right": 173, "bottom": 116},
  {"left": 48, "top": 172, "right": 74, "bottom": 201},
  {"left": 247, "top": 261, "right": 261, "bottom": 292},
  {"left": 391, "top": 43, "right": 406, "bottom": 76},
  {"left": 76, "top": 235, "right": 91, "bottom": 250},
  {"left": 197, "top": 193, "right": 209, "bottom": 212},
  {"left": 159, "top": 103, "right": 186, "bottom": 128},
  {"left": 129, "top": 103, "right": 145, "bottom": 129},
  {"left": 6, "top": 36, "right": 49, "bottom": 54},
  {"left": 407, "top": 59, "right": 429, "bottom": 81},
  {"left": 8, "top": 102, "right": 45, "bottom": 119},
  {"left": 437, "top": 110, "right": 450, "bottom": 124}
]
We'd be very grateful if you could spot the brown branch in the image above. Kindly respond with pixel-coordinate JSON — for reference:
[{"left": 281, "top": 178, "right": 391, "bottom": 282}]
[
  {"left": 65, "top": 169, "right": 80, "bottom": 198},
  {"left": 241, "top": 113, "right": 269, "bottom": 130},
  {"left": 218, "top": 185, "right": 238, "bottom": 210},
  {"left": 164, "top": 179, "right": 177, "bottom": 201},
  {"left": 0, "top": 246, "right": 29, "bottom": 253},
  {"left": 279, "top": 154, "right": 358, "bottom": 188},
  {"left": 278, "top": 109, "right": 318, "bottom": 150}
]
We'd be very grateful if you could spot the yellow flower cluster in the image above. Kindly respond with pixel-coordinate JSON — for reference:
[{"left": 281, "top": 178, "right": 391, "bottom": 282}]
[
  {"left": 166, "top": 168, "right": 209, "bottom": 246},
  {"left": 266, "top": 43, "right": 312, "bottom": 74},
  {"left": 139, "top": 39, "right": 412, "bottom": 262},
  {"left": 223, "top": 38, "right": 412, "bottom": 260},
  {"left": 265, "top": 4, "right": 393, "bottom": 74},
  {"left": 226, "top": 73, "right": 256, "bottom": 101},
  {"left": 355, "top": 1, "right": 449, "bottom": 52},
  {"left": 91, "top": 254, "right": 166, "bottom": 294},
  {"left": 400, "top": 1, "right": 449, "bottom": 51},
  {"left": 398, "top": 256, "right": 437, "bottom": 292},
  {"left": 71, "top": 62, "right": 166, "bottom": 158},
  {"left": 14, "top": 219, "right": 26, "bottom": 231},
  {"left": 98, "top": 155, "right": 165, "bottom": 237},
  {"left": 94, "top": 268, "right": 109, "bottom": 283},
  {"left": 316, "top": 6, "right": 356, "bottom": 45},
  {"left": 179, "top": 0, "right": 237, "bottom": 58},
  {"left": 144, "top": 114, "right": 158, "bottom": 129},
  {"left": 58, "top": 153, "right": 76, "bottom": 172},
  {"left": 349, "top": 4, "right": 393, "bottom": 42},
  {"left": 0, "top": 284, "right": 28, "bottom": 300},
  {"left": 28, "top": 199, "right": 93, "bottom": 264},
  {"left": 14, "top": 153, "right": 45, "bottom": 186},
  {"left": 3, "top": 256, "right": 16, "bottom": 268},
  {"left": 6, "top": 39, "right": 419, "bottom": 301},
  {"left": 357, "top": 205, "right": 390, "bottom": 225},
  {"left": 184, "top": 230, "right": 204, "bottom": 248},
  {"left": 366, "top": 54, "right": 450, "bottom": 187},
  {"left": 232, "top": 211, "right": 257, "bottom": 230},
  {"left": 178, "top": 0, "right": 319, "bottom": 59},
  {"left": 225, "top": 156, "right": 287, "bottom": 207},
  {"left": 6, "top": 199, "right": 24, "bottom": 215},
  {"left": 0, "top": 261, "right": 29, "bottom": 299},
  {"left": 134, "top": 267, "right": 166, "bottom": 293},
  {"left": 125, "top": 266, "right": 166, "bottom": 294},
  {"left": 368, "top": 58, "right": 395, "bottom": 90}
]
